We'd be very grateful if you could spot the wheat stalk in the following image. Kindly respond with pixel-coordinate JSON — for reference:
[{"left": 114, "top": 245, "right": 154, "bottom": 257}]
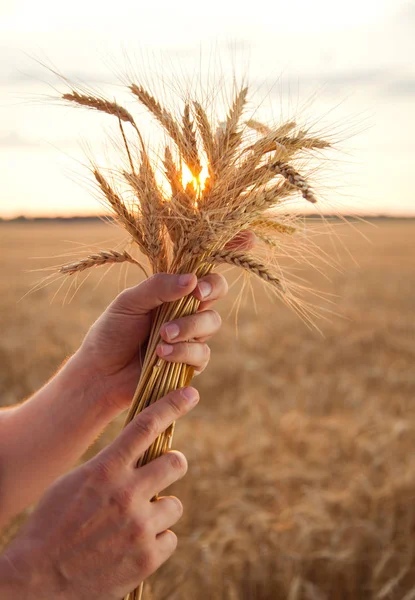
[{"left": 56, "top": 77, "right": 335, "bottom": 600}]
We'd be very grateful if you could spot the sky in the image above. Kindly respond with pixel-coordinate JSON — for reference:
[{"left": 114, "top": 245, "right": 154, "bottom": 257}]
[{"left": 0, "top": 0, "right": 414, "bottom": 218}]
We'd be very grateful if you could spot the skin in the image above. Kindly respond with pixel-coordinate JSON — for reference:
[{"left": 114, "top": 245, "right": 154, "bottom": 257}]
[{"left": 0, "top": 271, "right": 229, "bottom": 599}]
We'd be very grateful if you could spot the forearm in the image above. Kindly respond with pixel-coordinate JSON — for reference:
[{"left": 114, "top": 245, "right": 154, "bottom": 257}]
[{"left": 0, "top": 351, "right": 119, "bottom": 524}]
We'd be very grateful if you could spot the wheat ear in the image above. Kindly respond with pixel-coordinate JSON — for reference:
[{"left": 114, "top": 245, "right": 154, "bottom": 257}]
[
  {"left": 93, "top": 169, "right": 146, "bottom": 250},
  {"left": 245, "top": 119, "right": 272, "bottom": 135},
  {"left": 251, "top": 218, "right": 296, "bottom": 235},
  {"left": 59, "top": 250, "right": 148, "bottom": 277},
  {"left": 193, "top": 101, "right": 215, "bottom": 170},
  {"left": 182, "top": 103, "right": 202, "bottom": 177},
  {"left": 63, "top": 91, "right": 137, "bottom": 128},
  {"left": 210, "top": 249, "right": 285, "bottom": 292}
]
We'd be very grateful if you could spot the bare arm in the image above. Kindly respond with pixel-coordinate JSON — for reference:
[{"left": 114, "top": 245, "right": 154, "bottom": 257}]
[{"left": 0, "top": 353, "right": 117, "bottom": 525}]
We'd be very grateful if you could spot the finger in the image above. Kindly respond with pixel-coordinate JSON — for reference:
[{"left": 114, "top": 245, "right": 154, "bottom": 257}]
[
  {"left": 192, "top": 272, "right": 229, "bottom": 304},
  {"left": 138, "top": 451, "right": 188, "bottom": 499},
  {"left": 100, "top": 388, "right": 199, "bottom": 466},
  {"left": 160, "top": 310, "right": 221, "bottom": 344},
  {"left": 151, "top": 496, "right": 183, "bottom": 535},
  {"left": 225, "top": 230, "right": 256, "bottom": 251},
  {"left": 156, "top": 342, "right": 210, "bottom": 372},
  {"left": 155, "top": 530, "right": 178, "bottom": 563},
  {"left": 109, "top": 273, "right": 197, "bottom": 316},
  {"left": 137, "top": 530, "right": 178, "bottom": 581}
]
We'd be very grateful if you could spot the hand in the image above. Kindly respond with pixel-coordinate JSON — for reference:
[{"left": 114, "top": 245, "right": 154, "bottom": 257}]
[
  {"left": 75, "top": 272, "right": 228, "bottom": 412},
  {"left": 0, "top": 388, "right": 198, "bottom": 600}
]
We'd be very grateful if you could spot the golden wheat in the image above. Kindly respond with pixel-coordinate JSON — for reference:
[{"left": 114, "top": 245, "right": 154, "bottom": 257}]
[
  {"left": 59, "top": 77, "right": 334, "bottom": 600},
  {"left": 59, "top": 250, "right": 146, "bottom": 277}
]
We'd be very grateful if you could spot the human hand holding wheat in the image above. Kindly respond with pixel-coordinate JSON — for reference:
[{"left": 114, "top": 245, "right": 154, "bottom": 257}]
[
  {"left": 77, "top": 272, "right": 229, "bottom": 412},
  {"left": 0, "top": 388, "right": 199, "bottom": 600}
]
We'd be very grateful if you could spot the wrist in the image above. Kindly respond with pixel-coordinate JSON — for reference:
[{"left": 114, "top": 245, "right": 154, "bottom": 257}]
[
  {"left": 59, "top": 350, "right": 121, "bottom": 421},
  {"left": 0, "top": 550, "right": 35, "bottom": 599},
  {"left": 0, "top": 544, "right": 71, "bottom": 600}
]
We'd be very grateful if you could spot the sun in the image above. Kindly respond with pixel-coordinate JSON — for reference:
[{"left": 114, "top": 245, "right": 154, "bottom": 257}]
[{"left": 181, "top": 161, "right": 209, "bottom": 194}]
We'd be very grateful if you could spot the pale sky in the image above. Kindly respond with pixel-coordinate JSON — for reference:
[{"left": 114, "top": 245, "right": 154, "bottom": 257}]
[{"left": 1, "top": 0, "right": 414, "bottom": 218}]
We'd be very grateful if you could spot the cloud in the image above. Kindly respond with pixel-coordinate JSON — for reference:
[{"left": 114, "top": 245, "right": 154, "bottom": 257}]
[
  {"left": 255, "top": 69, "right": 415, "bottom": 99},
  {"left": 384, "top": 77, "right": 415, "bottom": 96},
  {"left": 0, "top": 132, "right": 36, "bottom": 147}
]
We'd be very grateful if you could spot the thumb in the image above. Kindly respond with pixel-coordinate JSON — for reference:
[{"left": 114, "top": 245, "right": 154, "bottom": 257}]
[{"left": 109, "top": 273, "right": 197, "bottom": 316}]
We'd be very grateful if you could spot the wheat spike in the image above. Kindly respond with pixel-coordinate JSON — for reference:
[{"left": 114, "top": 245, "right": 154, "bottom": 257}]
[
  {"left": 124, "top": 160, "right": 168, "bottom": 272},
  {"left": 63, "top": 91, "right": 137, "bottom": 128},
  {"left": 279, "top": 135, "right": 331, "bottom": 152},
  {"left": 253, "top": 231, "right": 279, "bottom": 248},
  {"left": 210, "top": 249, "right": 285, "bottom": 292},
  {"left": 270, "top": 162, "right": 316, "bottom": 203},
  {"left": 93, "top": 169, "right": 146, "bottom": 249},
  {"left": 245, "top": 119, "right": 272, "bottom": 135},
  {"left": 163, "top": 147, "right": 183, "bottom": 196},
  {"left": 222, "top": 86, "right": 249, "bottom": 145},
  {"left": 193, "top": 101, "right": 215, "bottom": 171},
  {"left": 214, "top": 86, "right": 248, "bottom": 172},
  {"left": 182, "top": 104, "right": 202, "bottom": 177},
  {"left": 59, "top": 250, "right": 147, "bottom": 277},
  {"left": 130, "top": 84, "right": 188, "bottom": 162},
  {"left": 251, "top": 218, "right": 297, "bottom": 235}
]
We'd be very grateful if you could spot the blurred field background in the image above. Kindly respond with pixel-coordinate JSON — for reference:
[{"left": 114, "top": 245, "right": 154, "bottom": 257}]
[{"left": 0, "top": 218, "right": 414, "bottom": 599}]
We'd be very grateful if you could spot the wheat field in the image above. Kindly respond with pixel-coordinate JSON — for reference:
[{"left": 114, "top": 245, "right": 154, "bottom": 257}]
[{"left": 1, "top": 219, "right": 414, "bottom": 599}]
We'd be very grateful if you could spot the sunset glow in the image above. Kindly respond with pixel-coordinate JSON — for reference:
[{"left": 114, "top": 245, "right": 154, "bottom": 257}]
[
  {"left": 181, "top": 161, "right": 210, "bottom": 196},
  {"left": 1, "top": 0, "right": 414, "bottom": 217}
]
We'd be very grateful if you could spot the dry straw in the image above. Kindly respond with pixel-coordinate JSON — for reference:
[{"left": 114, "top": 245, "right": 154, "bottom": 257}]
[{"left": 59, "top": 77, "right": 333, "bottom": 600}]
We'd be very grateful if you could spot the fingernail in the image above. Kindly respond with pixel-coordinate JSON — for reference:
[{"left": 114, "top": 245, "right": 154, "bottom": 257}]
[
  {"left": 179, "top": 274, "right": 194, "bottom": 287},
  {"left": 197, "top": 281, "right": 212, "bottom": 299},
  {"left": 180, "top": 387, "right": 199, "bottom": 405},
  {"left": 159, "top": 343, "right": 173, "bottom": 356},
  {"left": 165, "top": 323, "right": 180, "bottom": 341}
]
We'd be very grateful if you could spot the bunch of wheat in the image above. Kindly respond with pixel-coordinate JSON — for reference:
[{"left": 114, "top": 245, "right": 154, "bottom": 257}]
[{"left": 59, "top": 80, "right": 332, "bottom": 600}]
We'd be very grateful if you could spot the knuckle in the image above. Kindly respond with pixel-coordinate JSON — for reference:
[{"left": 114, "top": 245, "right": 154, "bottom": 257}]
[
  {"left": 166, "top": 451, "right": 188, "bottom": 475},
  {"left": 91, "top": 460, "right": 114, "bottom": 485},
  {"left": 134, "top": 412, "right": 160, "bottom": 440},
  {"left": 114, "top": 286, "right": 135, "bottom": 311},
  {"left": 136, "top": 548, "right": 158, "bottom": 577},
  {"left": 129, "top": 517, "right": 148, "bottom": 541},
  {"left": 182, "top": 342, "right": 192, "bottom": 362},
  {"left": 202, "top": 344, "right": 211, "bottom": 361},
  {"left": 109, "top": 486, "right": 135, "bottom": 515},
  {"left": 187, "top": 314, "right": 199, "bottom": 332},
  {"left": 166, "top": 391, "right": 185, "bottom": 416},
  {"left": 149, "top": 273, "right": 166, "bottom": 289}
]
